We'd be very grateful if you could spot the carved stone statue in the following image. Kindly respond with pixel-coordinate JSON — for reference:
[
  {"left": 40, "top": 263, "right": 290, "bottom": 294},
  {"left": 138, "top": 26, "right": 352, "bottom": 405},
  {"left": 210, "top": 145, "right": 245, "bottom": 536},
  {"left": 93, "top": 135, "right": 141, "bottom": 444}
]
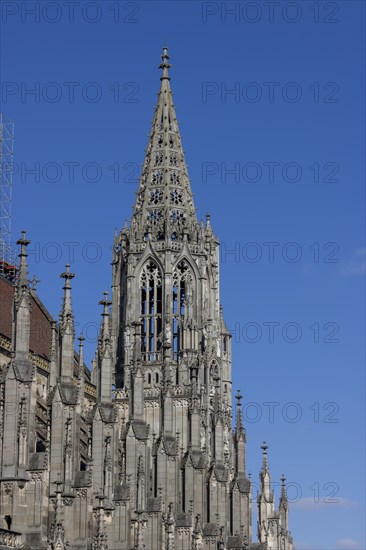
[
  {"left": 216, "top": 336, "right": 221, "bottom": 358},
  {"left": 165, "top": 320, "right": 172, "bottom": 346},
  {"left": 200, "top": 424, "right": 206, "bottom": 450}
]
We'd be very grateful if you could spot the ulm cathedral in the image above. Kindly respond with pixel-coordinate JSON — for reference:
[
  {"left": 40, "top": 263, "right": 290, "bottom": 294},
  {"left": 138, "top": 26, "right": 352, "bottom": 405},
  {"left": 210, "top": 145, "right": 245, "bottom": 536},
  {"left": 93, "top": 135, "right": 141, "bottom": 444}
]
[{"left": 0, "top": 49, "right": 295, "bottom": 550}]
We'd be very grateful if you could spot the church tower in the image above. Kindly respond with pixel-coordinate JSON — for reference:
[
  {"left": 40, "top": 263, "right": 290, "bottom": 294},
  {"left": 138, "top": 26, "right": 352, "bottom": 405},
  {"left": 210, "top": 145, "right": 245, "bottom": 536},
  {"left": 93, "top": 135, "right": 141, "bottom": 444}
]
[
  {"left": 105, "top": 48, "right": 295, "bottom": 549},
  {"left": 109, "top": 47, "right": 244, "bottom": 548}
]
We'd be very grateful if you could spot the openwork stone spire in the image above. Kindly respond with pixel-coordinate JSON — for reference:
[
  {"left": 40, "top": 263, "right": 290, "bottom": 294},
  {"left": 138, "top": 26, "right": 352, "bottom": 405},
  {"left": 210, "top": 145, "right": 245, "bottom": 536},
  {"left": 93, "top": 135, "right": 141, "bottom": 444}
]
[{"left": 132, "top": 47, "right": 198, "bottom": 242}]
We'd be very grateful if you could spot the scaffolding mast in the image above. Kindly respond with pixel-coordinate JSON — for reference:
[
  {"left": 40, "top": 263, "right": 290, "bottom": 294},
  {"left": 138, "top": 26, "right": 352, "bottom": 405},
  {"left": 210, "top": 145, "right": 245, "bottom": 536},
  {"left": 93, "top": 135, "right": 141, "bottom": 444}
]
[{"left": 0, "top": 113, "right": 15, "bottom": 279}]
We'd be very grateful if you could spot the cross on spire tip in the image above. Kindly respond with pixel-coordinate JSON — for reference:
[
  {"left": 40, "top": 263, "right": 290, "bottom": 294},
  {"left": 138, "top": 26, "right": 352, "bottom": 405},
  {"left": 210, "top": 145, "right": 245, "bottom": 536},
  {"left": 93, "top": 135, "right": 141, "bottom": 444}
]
[
  {"left": 159, "top": 46, "right": 172, "bottom": 80},
  {"left": 99, "top": 291, "right": 112, "bottom": 312},
  {"left": 60, "top": 264, "right": 75, "bottom": 281}
]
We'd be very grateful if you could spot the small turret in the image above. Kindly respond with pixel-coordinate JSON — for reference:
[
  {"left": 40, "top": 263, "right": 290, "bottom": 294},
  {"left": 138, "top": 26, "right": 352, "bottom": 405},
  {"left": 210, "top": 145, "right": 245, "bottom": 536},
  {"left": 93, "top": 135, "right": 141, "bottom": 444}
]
[
  {"left": 259, "top": 442, "right": 273, "bottom": 502},
  {"left": 279, "top": 474, "right": 289, "bottom": 531},
  {"left": 257, "top": 442, "right": 275, "bottom": 543},
  {"left": 77, "top": 333, "right": 85, "bottom": 405},
  {"left": 59, "top": 264, "right": 75, "bottom": 380},
  {"left": 97, "top": 292, "right": 113, "bottom": 403},
  {"left": 49, "top": 319, "right": 59, "bottom": 388},
  {"left": 234, "top": 390, "right": 246, "bottom": 476},
  {"left": 14, "top": 231, "right": 31, "bottom": 359},
  {"left": 17, "top": 230, "right": 30, "bottom": 287}
]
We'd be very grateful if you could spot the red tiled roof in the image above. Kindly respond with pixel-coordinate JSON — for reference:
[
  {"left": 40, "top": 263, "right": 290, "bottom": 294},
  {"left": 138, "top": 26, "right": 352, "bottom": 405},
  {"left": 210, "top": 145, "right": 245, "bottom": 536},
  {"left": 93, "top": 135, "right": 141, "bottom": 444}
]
[{"left": 0, "top": 275, "right": 52, "bottom": 360}]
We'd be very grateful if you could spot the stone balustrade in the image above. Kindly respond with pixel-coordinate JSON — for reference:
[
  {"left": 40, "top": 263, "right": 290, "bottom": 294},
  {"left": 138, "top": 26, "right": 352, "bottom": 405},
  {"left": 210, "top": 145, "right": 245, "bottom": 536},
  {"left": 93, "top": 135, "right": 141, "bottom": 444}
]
[{"left": 0, "top": 528, "right": 23, "bottom": 548}]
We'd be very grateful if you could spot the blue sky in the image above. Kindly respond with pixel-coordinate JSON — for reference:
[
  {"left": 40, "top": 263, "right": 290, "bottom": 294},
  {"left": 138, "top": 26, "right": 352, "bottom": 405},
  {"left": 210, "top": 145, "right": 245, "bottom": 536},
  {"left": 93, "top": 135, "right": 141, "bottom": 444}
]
[{"left": 1, "top": 1, "right": 365, "bottom": 548}]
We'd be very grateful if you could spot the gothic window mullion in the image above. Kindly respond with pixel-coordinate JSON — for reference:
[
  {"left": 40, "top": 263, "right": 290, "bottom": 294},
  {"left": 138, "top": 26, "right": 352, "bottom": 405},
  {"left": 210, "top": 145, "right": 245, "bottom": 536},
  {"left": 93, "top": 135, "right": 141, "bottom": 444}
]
[
  {"left": 147, "top": 281, "right": 152, "bottom": 355},
  {"left": 178, "top": 316, "right": 182, "bottom": 352},
  {"left": 147, "top": 315, "right": 151, "bottom": 355},
  {"left": 172, "top": 261, "right": 194, "bottom": 358},
  {"left": 140, "top": 261, "right": 162, "bottom": 362},
  {"left": 153, "top": 276, "right": 157, "bottom": 353},
  {"left": 157, "top": 283, "right": 162, "bottom": 351}
]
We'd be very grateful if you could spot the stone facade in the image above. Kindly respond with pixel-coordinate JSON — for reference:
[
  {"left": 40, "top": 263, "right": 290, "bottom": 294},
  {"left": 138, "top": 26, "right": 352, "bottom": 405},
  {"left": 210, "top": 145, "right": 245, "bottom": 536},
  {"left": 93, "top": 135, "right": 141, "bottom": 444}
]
[{"left": 0, "top": 49, "right": 295, "bottom": 549}]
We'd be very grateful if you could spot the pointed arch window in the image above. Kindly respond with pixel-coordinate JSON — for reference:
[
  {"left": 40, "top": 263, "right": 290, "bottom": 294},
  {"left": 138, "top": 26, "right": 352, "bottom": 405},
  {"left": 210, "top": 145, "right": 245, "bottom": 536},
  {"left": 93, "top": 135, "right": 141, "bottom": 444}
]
[
  {"left": 140, "top": 261, "right": 162, "bottom": 361},
  {"left": 172, "top": 261, "right": 194, "bottom": 357}
]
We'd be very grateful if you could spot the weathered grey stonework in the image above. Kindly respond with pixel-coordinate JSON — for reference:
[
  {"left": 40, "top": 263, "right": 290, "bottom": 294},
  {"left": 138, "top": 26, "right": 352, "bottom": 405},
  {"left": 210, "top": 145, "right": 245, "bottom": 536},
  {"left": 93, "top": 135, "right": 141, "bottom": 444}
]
[{"left": 0, "top": 49, "right": 295, "bottom": 550}]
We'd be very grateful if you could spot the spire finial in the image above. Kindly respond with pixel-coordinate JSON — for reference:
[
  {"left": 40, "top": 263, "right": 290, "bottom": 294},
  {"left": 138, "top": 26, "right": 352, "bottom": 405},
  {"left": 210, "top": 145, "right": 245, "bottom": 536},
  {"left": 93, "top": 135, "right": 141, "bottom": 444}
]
[
  {"left": 17, "top": 230, "right": 30, "bottom": 287},
  {"left": 60, "top": 264, "right": 75, "bottom": 286},
  {"left": 99, "top": 291, "right": 112, "bottom": 315},
  {"left": 99, "top": 291, "right": 112, "bottom": 340},
  {"left": 60, "top": 264, "right": 75, "bottom": 317},
  {"left": 261, "top": 441, "right": 269, "bottom": 471},
  {"left": 17, "top": 229, "right": 30, "bottom": 250},
  {"left": 159, "top": 46, "right": 171, "bottom": 80},
  {"left": 59, "top": 264, "right": 75, "bottom": 377},
  {"left": 31, "top": 274, "right": 40, "bottom": 291},
  {"left": 78, "top": 333, "right": 85, "bottom": 363},
  {"left": 280, "top": 474, "right": 287, "bottom": 497},
  {"left": 279, "top": 473, "right": 289, "bottom": 516},
  {"left": 235, "top": 389, "right": 244, "bottom": 431}
]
